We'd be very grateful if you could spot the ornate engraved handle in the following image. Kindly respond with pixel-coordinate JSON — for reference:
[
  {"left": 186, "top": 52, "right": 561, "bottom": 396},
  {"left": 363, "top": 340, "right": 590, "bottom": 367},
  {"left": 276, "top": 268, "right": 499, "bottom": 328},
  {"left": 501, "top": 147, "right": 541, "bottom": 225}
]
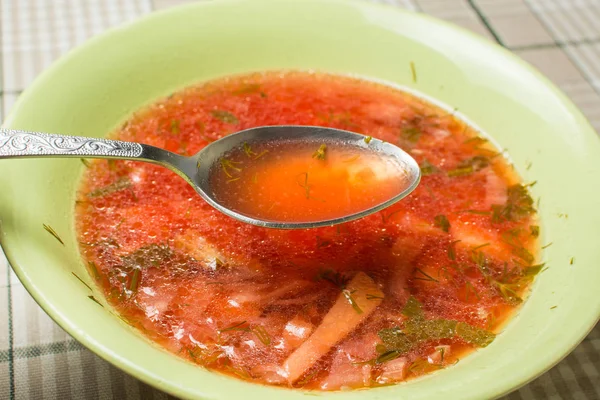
[{"left": 0, "top": 129, "right": 144, "bottom": 159}]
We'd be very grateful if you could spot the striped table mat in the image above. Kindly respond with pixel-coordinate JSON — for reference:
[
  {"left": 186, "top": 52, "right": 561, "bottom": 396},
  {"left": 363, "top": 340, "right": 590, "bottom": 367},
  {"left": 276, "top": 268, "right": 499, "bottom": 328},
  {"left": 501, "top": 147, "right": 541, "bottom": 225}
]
[{"left": 0, "top": 0, "right": 598, "bottom": 399}]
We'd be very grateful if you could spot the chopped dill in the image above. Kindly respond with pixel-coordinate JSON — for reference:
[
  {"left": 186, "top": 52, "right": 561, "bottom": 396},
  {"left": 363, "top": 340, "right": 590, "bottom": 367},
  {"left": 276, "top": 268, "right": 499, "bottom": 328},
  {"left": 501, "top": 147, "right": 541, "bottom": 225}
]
[
  {"left": 402, "top": 296, "right": 424, "bottom": 318},
  {"left": 377, "top": 350, "right": 402, "bottom": 364},
  {"left": 226, "top": 177, "right": 240, "bottom": 183},
  {"left": 381, "top": 209, "right": 402, "bottom": 223},
  {"left": 541, "top": 242, "right": 553, "bottom": 250},
  {"left": 315, "top": 268, "right": 348, "bottom": 289},
  {"left": 80, "top": 158, "right": 91, "bottom": 167},
  {"left": 233, "top": 84, "right": 261, "bottom": 95},
  {"left": 491, "top": 184, "right": 536, "bottom": 223},
  {"left": 312, "top": 144, "right": 327, "bottom": 160},
  {"left": 570, "top": 257, "right": 575, "bottom": 265},
  {"left": 87, "top": 177, "right": 132, "bottom": 198},
  {"left": 401, "top": 127, "right": 421, "bottom": 143},
  {"left": 375, "top": 297, "right": 495, "bottom": 363},
  {"left": 414, "top": 268, "right": 439, "bottom": 283},
  {"left": 170, "top": 119, "right": 180, "bottom": 134},
  {"left": 252, "top": 325, "right": 271, "bottom": 346},
  {"left": 523, "top": 263, "right": 545, "bottom": 276},
  {"left": 419, "top": 159, "right": 438, "bottom": 176},
  {"left": 364, "top": 136, "right": 373, "bottom": 144},
  {"left": 220, "top": 158, "right": 242, "bottom": 178},
  {"left": 88, "top": 261, "right": 101, "bottom": 281},
  {"left": 71, "top": 272, "right": 92, "bottom": 291},
  {"left": 297, "top": 172, "right": 311, "bottom": 199},
  {"left": 471, "top": 243, "right": 490, "bottom": 251},
  {"left": 316, "top": 236, "right": 332, "bottom": 248},
  {"left": 550, "top": 306, "right": 557, "bottom": 309},
  {"left": 342, "top": 289, "right": 363, "bottom": 314},
  {"left": 87, "top": 295, "right": 103, "bottom": 307},
  {"left": 530, "top": 225, "right": 540, "bottom": 237},
  {"left": 129, "top": 269, "right": 141, "bottom": 294},
  {"left": 253, "top": 150, "right": 269, "bottom": 160},
  {"left": 366, "top": 293, "right": 385, "bottom": 300},
  {"left": 220, "top": 321, "right": 251, "bottom": 333},
  {"left": 461, "top": 209, "right": 491, "bottom": 215},
  {"left": 433, "top": 215, "right": 450, "bottom": 233},
  {"left": 211, "top": 110, "right": 239, "bottom": 124},
  {"left": 464, "top": 281, "right": 480, "bottom": 301},
  {"left": 410, "top": 61, "right": 417, "bottom": 83},
  {"left": 456, "top": 322, "right": 495, "bottom": 347},
  {"left": 242, "top": 142, "right": 256, "bottom": 157},
  {"left": 42, "top": 224, "right": 65, "bottom": 245},
  {"left": 447, "top": 240, "right": 461, "bottom": 261},
  {"left": 463, "top": 136, "right": 488, "bottom": 145},
  {"left": 296, "top": 369, "right": 320, "bottom": 387},
  {"left": 447, "top": 156, "right": 489, "bottom": 177}
]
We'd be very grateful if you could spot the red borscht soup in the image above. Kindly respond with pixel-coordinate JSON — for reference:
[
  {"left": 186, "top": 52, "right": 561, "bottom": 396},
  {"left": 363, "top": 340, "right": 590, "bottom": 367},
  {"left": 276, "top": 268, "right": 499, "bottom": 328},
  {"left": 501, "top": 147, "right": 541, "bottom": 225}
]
[{"left": 76, "top": 72, "right": 540, "bottom": 391}]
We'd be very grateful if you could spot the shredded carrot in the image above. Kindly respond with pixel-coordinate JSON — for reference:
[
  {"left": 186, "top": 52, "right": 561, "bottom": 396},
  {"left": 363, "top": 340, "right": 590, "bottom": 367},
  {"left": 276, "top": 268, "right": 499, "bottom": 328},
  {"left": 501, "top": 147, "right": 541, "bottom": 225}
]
[{"left": 283, "top": 272, "right": 384, "bottom": 383}]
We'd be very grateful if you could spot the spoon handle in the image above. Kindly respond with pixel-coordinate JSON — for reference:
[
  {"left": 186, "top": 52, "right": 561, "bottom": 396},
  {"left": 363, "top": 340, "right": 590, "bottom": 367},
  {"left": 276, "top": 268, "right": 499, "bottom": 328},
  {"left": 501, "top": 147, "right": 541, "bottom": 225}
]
[{"left": 0, "top": 128, "right": 145, "bottom": 159}]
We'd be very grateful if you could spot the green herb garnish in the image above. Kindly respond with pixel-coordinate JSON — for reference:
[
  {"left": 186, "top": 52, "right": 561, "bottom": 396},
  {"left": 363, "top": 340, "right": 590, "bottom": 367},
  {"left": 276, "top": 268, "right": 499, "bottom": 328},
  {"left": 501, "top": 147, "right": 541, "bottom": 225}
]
[
  {"left": 129, "top": 268, "right": 141, "bottom": 294},
  {"left": 456, "top": 322, "right": 495, "bottom": 347},
  {"left": 87, "top": 295, "right": 103, "bottom": 307},
  {"left": 233, "top": 84, "right": 261, "bottom": 95},
  {"left": 414, "top": 268, "right": 439, "bottom": 283},
  {"left": 434, "top": 215, "right": 450, "bottom": 232},
  {"left": 220, "top": 159, "right": 242, "bottom": 178},
  {"left": 43, "top": 224, "right": 64, "bottom": 245},
  {"left": 375, "top": 297, "right": 495, "bottom": 363},
  {"left": 88, "top": 261, "right": 101, "bottom": 281},
  {"left": 87, "top": 177, "right": 132, "bottom": 198},
  {"left": 211, "top": 110, "right": 239, "bottom": 124},
  {"left": 121, "top": 244, "right": 174, "bottom": 270},
  {"left": 342, "top": 289, "right": 363, "bottom": 314},
  {"left": 419, "top": 159, "right": 439, "bottom": 176},
  {"left": 242, "top": 142, "right": 256, "bottom": 157},
  {"left": 71, "top": 272, "right": 92, "bottom": 291},
  {"left": 530, "top": 225, "right": 540, "bottom": 237},
  {"left": 315, "top": 268, "right": 349, "bottom": 289},
  {"left": 447, "top": 156, "right": 489, "bottom": 177},
  {"left": 447, "top": 240, "right": 460, "bottom": 261},
  {"left": 312, "top": 144, "right": 327, "bottom": 160},
  {"left": 410, "top": 61, "right": 417, "bottom": 83},
  {"left": 252, "top": 325, "right": 271, "bottom": 345},
  {"left": 80, "top": 158, "right": 91, "bottom": 167},
  {"left": 170, "top": 119, "right": 180, "bottom": 134},
  {"left": 402, "top": 296, "right": 424, "bottom": 318},
  {"left": 402, "top": 127, "right": 421, "bottom": 143},
  {"left": 220, "top": 321, "right": 251, "bottom": 333},
  {"left": 491, "top": 184, "right": 535, "bottom": 223},
  {"left": 364, "top": 136, "right": 373, "bottom": 144}
]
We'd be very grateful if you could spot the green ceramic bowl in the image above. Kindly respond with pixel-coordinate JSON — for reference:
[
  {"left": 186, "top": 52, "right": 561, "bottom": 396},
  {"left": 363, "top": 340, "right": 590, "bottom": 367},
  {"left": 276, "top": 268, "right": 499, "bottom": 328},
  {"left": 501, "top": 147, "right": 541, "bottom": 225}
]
[{"left": 1, "top": 0, "right": 599, "bottom": 399}]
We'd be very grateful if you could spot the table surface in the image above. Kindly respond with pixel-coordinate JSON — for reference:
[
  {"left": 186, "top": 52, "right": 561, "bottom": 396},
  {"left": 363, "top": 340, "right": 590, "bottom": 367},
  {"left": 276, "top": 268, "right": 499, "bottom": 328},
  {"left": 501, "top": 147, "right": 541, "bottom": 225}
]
[{"left": 0, "top": 0, "right": 599, "bottom": 399}]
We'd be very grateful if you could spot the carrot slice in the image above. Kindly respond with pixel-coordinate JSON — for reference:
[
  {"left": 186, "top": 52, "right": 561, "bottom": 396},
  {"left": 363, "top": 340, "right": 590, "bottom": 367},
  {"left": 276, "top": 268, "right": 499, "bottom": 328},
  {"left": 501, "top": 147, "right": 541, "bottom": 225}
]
[{"left": 283, "top": 272, "right": 384, "bottom": 383}]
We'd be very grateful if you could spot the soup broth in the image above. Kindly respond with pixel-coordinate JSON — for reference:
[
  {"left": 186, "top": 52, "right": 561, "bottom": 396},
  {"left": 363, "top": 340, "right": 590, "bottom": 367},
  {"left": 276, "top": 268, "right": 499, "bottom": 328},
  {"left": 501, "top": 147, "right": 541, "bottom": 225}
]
[{"left": 76, "top": 71, "right": 540, "bottom": 390}]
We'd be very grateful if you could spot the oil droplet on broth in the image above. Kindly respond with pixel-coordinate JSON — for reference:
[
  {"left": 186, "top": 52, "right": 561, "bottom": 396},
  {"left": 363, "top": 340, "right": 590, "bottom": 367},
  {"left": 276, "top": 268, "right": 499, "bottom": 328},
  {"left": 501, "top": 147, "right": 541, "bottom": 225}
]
[{"left": 209, "top": 140, "right": 409, "bottom": 223}]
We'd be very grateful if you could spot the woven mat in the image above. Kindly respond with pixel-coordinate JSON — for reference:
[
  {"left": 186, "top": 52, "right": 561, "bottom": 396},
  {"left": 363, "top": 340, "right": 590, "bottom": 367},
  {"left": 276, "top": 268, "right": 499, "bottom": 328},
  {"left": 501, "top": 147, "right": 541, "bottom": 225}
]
[{"left": 0, "top": 0, "right": 599, "bottom": 399}]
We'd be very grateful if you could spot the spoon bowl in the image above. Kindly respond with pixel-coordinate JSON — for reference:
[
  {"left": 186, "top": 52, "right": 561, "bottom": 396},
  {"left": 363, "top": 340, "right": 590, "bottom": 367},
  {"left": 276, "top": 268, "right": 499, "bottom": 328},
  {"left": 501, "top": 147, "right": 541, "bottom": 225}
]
[{"left": 0, "top": 125, "right": 420, "bottom": 229}]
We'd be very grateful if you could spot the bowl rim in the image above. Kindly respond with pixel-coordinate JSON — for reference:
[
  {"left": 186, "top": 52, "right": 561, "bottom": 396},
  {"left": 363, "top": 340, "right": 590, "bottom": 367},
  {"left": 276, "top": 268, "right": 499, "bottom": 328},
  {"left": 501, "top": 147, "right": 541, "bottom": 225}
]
[{"left": 2, "top": 0, "right": 599, "bottom": 399}]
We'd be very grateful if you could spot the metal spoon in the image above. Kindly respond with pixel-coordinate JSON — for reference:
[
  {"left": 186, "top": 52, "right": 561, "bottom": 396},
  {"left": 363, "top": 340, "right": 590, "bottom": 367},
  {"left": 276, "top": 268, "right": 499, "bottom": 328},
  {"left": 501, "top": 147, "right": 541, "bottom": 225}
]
[{"left": 0, "top": 126, "right": 420, "bottom": 229}]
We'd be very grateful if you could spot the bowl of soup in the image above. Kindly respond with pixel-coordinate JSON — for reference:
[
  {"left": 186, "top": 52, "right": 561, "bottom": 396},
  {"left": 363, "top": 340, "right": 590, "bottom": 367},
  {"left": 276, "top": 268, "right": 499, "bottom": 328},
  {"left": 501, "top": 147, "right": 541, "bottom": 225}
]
[{"left": 1, "top": 0, "right": 599, "bottom": 399}]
